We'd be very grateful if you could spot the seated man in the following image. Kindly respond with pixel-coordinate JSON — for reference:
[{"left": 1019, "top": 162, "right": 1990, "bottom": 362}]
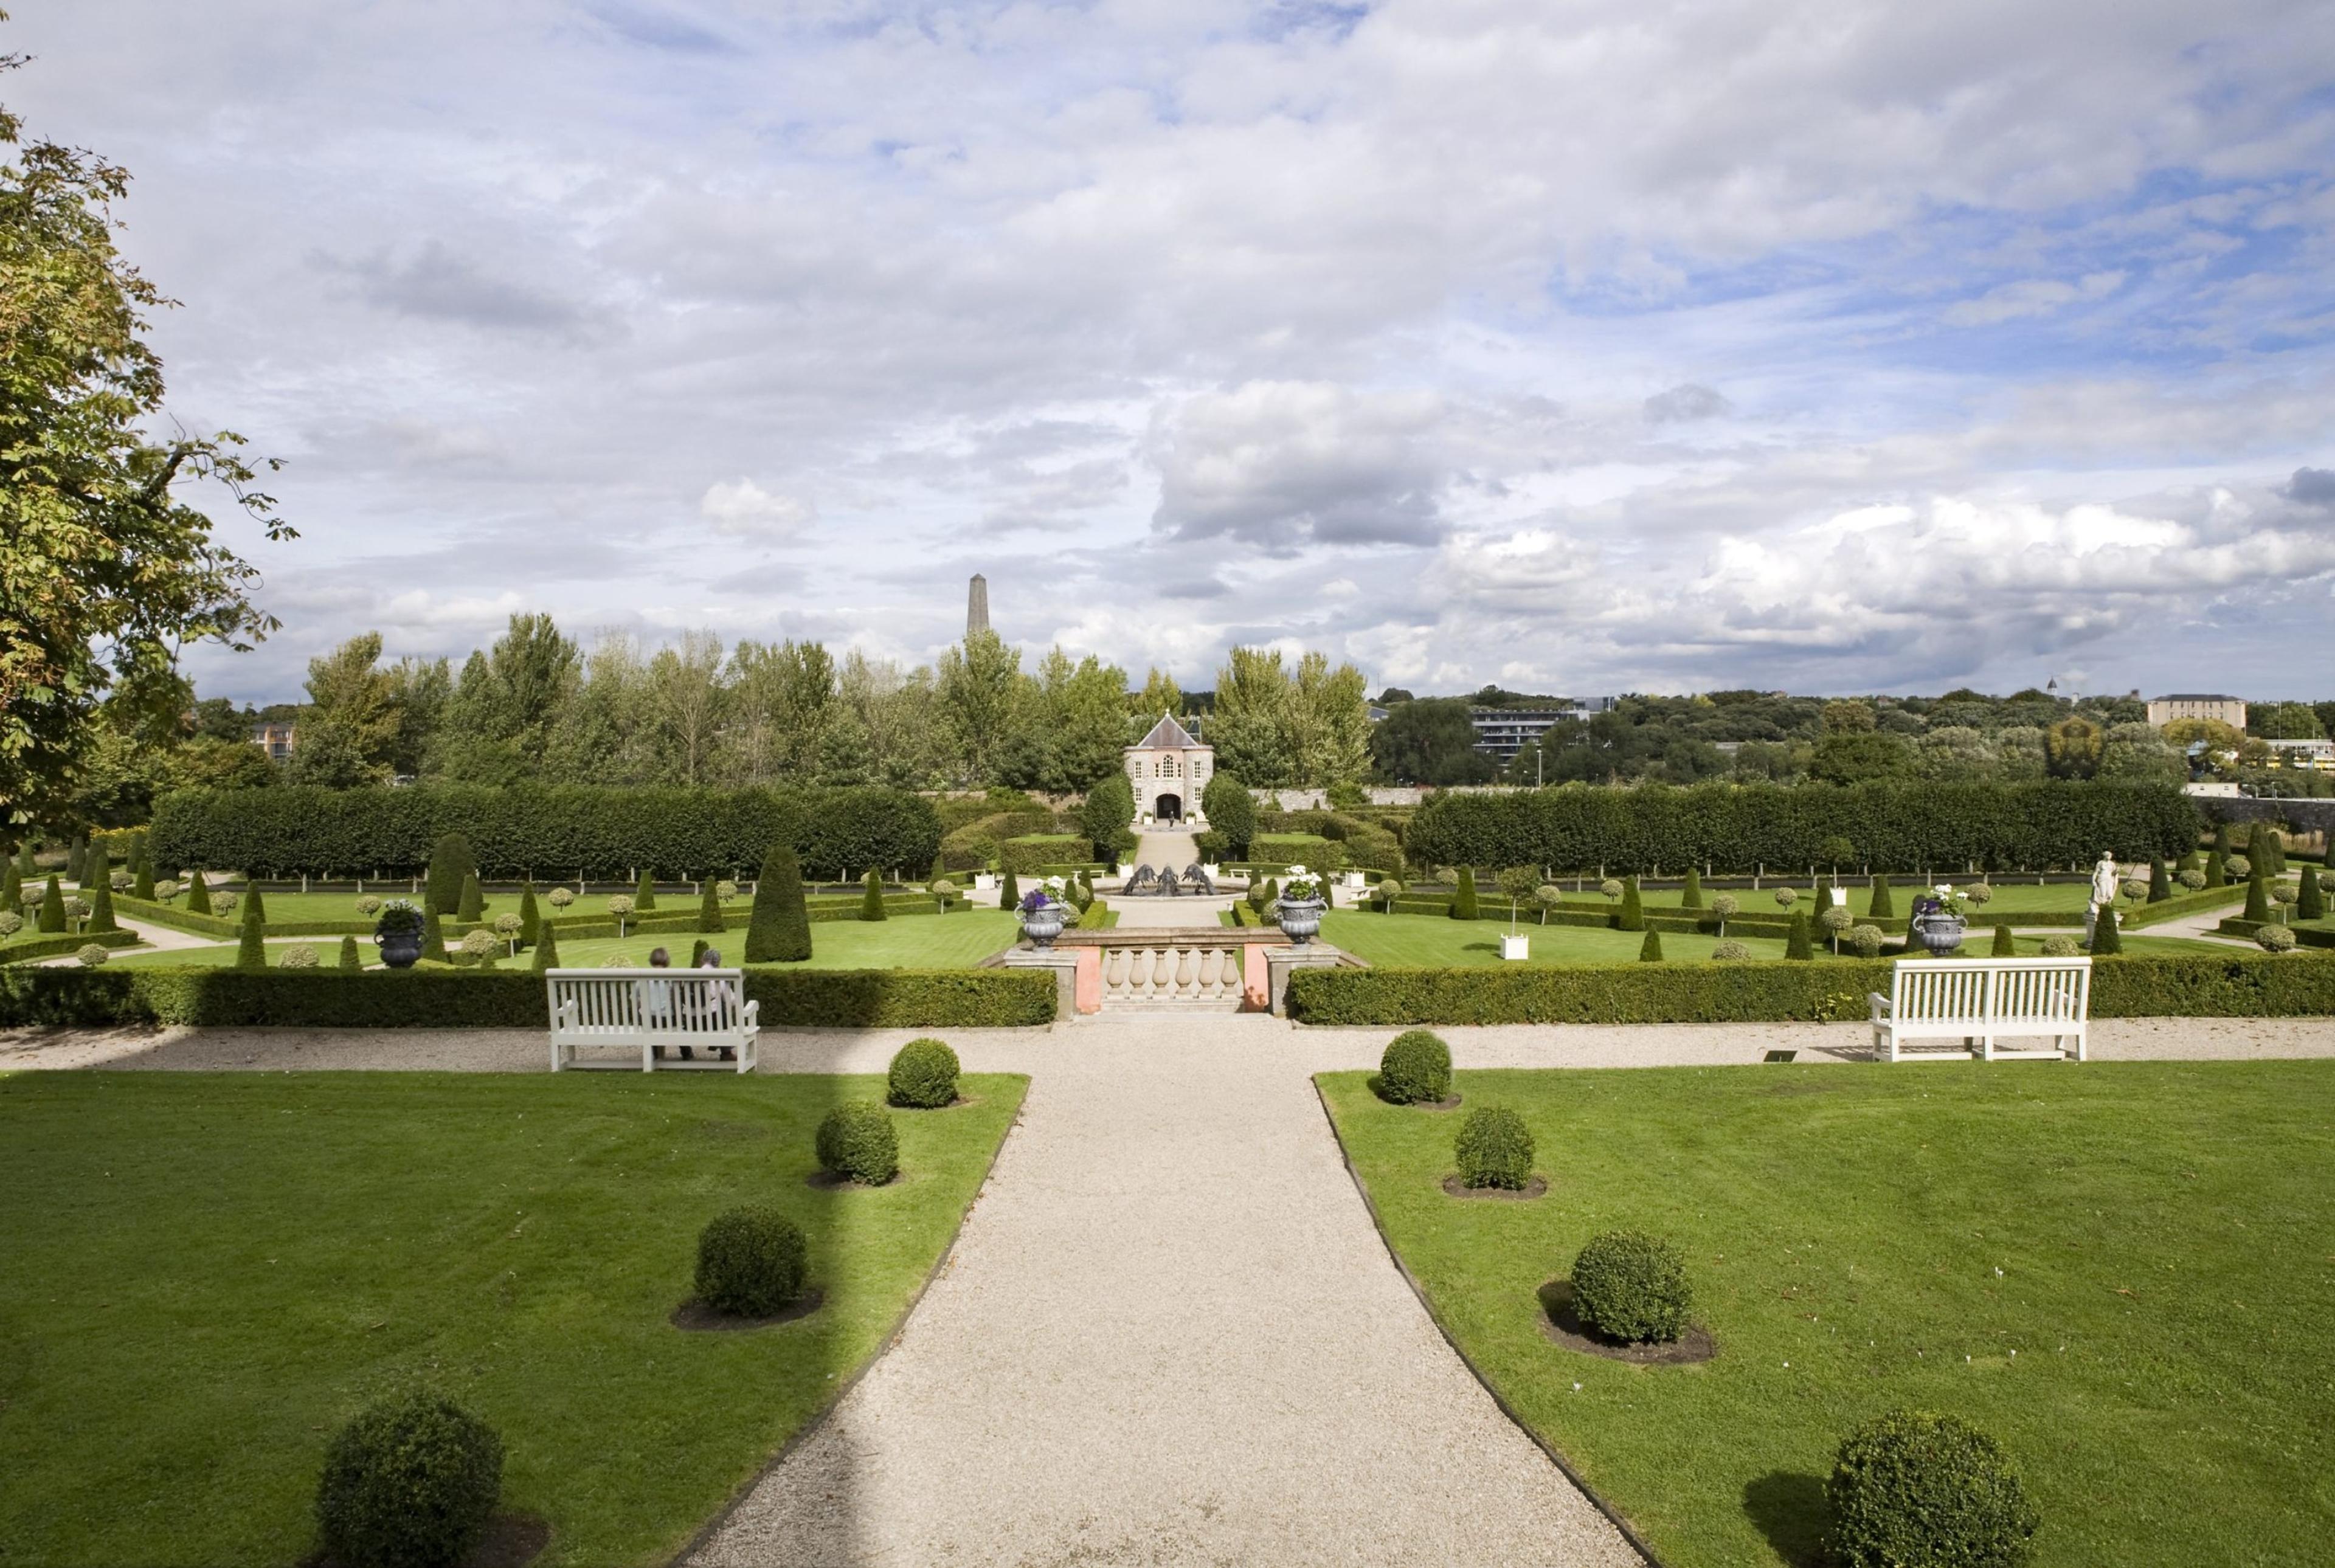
[
  {"left": 697, "top": 947, "right": 738, "bottom": 1063},
  {"left": 645, "top": 947, "right": 691, "bottom": 1060}
]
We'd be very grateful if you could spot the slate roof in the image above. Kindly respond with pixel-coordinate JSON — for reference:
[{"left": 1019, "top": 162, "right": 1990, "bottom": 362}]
[{"left": 1133, "top": 713, "right": 1203, "bottom": 750}]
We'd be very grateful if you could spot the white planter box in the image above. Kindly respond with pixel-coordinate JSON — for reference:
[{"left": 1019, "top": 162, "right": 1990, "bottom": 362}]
[
  {"left": 1115, "top": 863, "right": 1132, "bottom": 879},
  {"left": 1500, "top": 934, "right": 1531, "bottom": 961},
  {"left": 973, "top": 873, "right": 997, "bottom": 892},
  {"left": 1201, "top": 863, "right": 1220, "bottom": 878},
  {"left": 1343, "top": 871, "right": 1368, "bottom": 889}
]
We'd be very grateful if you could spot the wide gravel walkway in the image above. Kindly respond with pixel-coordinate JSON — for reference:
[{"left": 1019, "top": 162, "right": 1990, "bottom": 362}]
[{"left": 689, "top": 1014, "right": 1644, "bottom": 1567}]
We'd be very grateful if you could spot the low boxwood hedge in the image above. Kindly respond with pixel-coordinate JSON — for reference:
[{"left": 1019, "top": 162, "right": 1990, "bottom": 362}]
[
  {"left": 1285, "top": 951, "right": 2335, "bottom": 1025},
  {"left": 0, "top": 928, "right": 141, "bottom": 967},
  {"left": 0, "top": 966, "right": 1058, "bottom": 1029}
]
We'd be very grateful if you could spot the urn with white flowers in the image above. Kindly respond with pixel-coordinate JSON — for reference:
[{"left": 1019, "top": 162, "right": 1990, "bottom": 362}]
[
  {"left": 1275, "top": 866, "right": 1326, "bottom": 945},
  {"left": 1908, "top": 885, "right": 1969, "bottom": 956}
]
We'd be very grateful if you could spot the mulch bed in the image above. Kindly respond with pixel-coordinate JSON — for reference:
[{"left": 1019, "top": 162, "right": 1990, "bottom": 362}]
[
  {"left": 889, "top": 1094, "right": 974, "bottom": 1111},
  {"left": 1535, "top": 1279, "right": 1716, "bottom": 1364},
  {"left": 1442, "top": 1173, "right": 1549, "bottom": 1200},
  {"left": 669, "top": 1290, "right": 825, "bottom": 1332}
]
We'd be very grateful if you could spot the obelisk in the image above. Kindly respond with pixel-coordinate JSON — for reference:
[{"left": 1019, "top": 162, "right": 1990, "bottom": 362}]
[{"left": 967, "top": 573, "right": 990, "bottom": 637}]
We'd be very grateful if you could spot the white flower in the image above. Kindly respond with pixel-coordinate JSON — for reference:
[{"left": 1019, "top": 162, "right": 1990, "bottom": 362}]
[{"left": 1286, "top": 864, "right": 1309, "bottom": 877}]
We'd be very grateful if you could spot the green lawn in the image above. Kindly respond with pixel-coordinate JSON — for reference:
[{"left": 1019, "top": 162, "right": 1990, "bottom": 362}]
[
  {"left": 102, "top": 911, "right": 1022, "bottom": 972},
  {"left": 131, "top": 887, "right": 896, "bottom": 927},
  {"left": 0, "top": 1070, "right": 1025, "bottom": 1567},
  {"left": 1319, "top": 1062, "right": 2335, "bottom": 1567},
  {"left": 1324, "top": 911, "right": 1831, "bottom": 965}
]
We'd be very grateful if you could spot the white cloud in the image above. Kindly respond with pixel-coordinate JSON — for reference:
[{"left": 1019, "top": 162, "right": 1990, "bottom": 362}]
[
  {"left": 1943, "top": 271, "right": 2127, "bottom": 326},
  {"left": 698, "top": 479, "right": 816, "bottom": 539}
]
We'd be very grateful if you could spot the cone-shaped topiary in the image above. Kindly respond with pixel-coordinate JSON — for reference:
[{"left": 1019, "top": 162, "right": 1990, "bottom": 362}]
[
  {"left": 339, "top": 935, "right": 362, "bottom": 971},
  {"left": 998, "top": 868, "right": 1020, "bottom": 911},
  {"left": 1374, "top": 1029, "right": 1452, "bottom": 1105},
  {"left": 2148, "top": 857, "right": 2171, "bottom": 902},
  {"left": 86, "top": 877, "right": 117, "bottom": 934},
  {"left": 530, "top": 922, "right": 561, "bottom": 971},
  {"left": 1785, "top": 910, "right": 1814, "bottom": 960},
  {"left": 2251, "top": 821, "right": 2286, "bottom": 877},
  {"left": 2299, "top": 864, "right": 2326, "bottom": 922},
  {"left": 421, "top": 907, "right": 449, "bottom": 963},
  {"left": 66, "top": 836, "right": 86, "bottom": 885},
  {"left": 185, "top": 868, "right": 213, "bottom": 915},
  {"left": 425, "top": 834, "right": 476, "bottom": 921},
  {"left": 519, "top": 880, "right": 541, "bottom": 947},
  {"left": 860, "top": 869, "right": 887, "bottom": 921},
  {"left": 1451, "top": 865, "right": 1479, "bottom": 920},
  {"left": 1453, "top": 1103, "right": 1534, "bottom": 1189},
  {"left": 316, "top": 1392, "right": 504, "bottom": 1568},
  {"left": 744, "top": 843, "right": 812, "bottom": 962},
  {"left": 888, "top": 1037, "right": 961, "bottom": 1108},
  {"left": 697, "top": 877, "right": 723, "bottom": 933},
  {"left": 689, "top": 938, "right": 709, "bottom": 967},
  {"left": 13, "top": 838, "right": 32, "bottom": 876},
  {"left": 1825, "top": 1409, "right": 2038, "bottom": 1568},
  {"left": 244, "top": 884, "right": 268, "bottom": 928},
  {"left": 2205, "top": 849, "right": 2226, "bottom": 887},
  {"left": 695, "top": 1206, "right": 809, "bottom": 1315},
  {"left": 634, "top": 866, "right": 657, "bottom": 911},
  {"left": 132, "top": 852, "right": 154, "bottom": 901},
  {"left": 1637, "top": 927, "right": 1663, "bottom": 961},
  {"left": 1571, "top": 1230, "right": 1693, "bottom": 1343},
  {"left": 37, "top": 876, "right": 66, "bottom": 932},
  {"left": 2242, "top": 857, "right": 2272, "bottom": 923},
  {"left": 2091, "top": 905, "right": 2123, "bottom": 955},
  {"left": 237, "top": 902, "right": 268, "bottom": 970},
  {"left": 1679, "top": 865, "right": 1703, "bottom": 909},
  {"left": 1, "top": 854, "right": 18, "bottom": 913},
  {"left": 1617, "top": 876, "right": 1644, "bottom": 931},
  {"left": 1867, "top": 874, "right": 1895, "bottom": 919},
  {"left": 1991, "top": 923, "right": 2016, "bottom": 956},
  {"left": 457, "top": 871, "right": 484, "bottom": 923},
  {"left": 816, "top": 1100, "right": 899, "bottom": 1184}
]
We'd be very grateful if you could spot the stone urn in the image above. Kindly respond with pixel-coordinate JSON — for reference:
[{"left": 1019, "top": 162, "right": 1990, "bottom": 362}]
[
  {"left": 1908, "top": 905, "right": 1967, "bottom": 956},
  {"left": 1019, "top": 903, "right": 1067, "bottom": 949},
  {"left": 1276, "top": 896, "right": 1326, "bottom": 946},
  {"left": 375, "top": 930, "right": 422, "bottom": 969}
]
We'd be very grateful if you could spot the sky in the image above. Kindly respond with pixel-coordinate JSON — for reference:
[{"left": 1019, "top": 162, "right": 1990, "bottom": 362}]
[{"left": 15, "top": 0, "right": 2335, "bottom": 703}]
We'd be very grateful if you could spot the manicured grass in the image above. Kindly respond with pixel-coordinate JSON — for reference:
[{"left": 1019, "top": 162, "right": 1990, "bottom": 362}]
[
  {"left": 0, "top": 1070, "right": 1025, "bottom": 1567},
  {"left": 104, "top": 912, "right": 1023, "bottom": 972},
  {"left": 1324, "top": 912, "right": 1863, "bottom": 967},
  {"left": 1318, "top": 1062, "right": 2335, "bottom": 1567}
]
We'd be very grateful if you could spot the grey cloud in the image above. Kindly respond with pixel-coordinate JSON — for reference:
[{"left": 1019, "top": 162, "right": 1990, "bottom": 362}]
[
  {"left": 2284, "top": 468, "right": 2335, "bottom": 506},
  {"left": 318, "top": 241, "right": 591, "bottom": 336},
  {"left": 1642, "top": 383, "right": 1732, "bottom": 423}
]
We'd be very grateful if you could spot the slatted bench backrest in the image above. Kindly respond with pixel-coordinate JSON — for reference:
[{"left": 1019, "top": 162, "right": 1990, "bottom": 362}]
[
  {"left": 547, "top": 970, "right": 747, "bottom": 1039},
  {"left": 1892, "top": 958, "right": 2090, "bottom": 1025}
]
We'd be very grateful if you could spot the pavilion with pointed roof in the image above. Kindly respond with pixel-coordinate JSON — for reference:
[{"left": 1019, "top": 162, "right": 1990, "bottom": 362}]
[{"left": 1124, "top": 713, "right": 1213, "bottom": 826}]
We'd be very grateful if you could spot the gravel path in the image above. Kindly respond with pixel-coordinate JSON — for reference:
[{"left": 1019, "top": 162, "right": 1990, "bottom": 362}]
[{"left": 688, "top": 1014, "right": 1645, "bottom": 1568}]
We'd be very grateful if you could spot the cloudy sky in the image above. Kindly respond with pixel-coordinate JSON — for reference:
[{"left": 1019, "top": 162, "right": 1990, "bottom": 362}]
[{"left": 17, "top": 1, "right": 2335, "bottom": 702}]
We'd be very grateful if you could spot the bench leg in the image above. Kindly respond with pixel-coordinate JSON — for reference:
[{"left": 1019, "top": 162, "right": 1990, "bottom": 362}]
[{"left": 643, "top": 1041, "right": 655, "bottom": 1073}]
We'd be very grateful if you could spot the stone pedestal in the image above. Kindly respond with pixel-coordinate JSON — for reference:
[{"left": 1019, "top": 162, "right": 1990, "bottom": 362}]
[
  {"left": 1264, "top": 945, "right": 1346, "bottom": 1018},
  {"left": 1000, "top": 948, "right": 1079, "bottom": 1021}
]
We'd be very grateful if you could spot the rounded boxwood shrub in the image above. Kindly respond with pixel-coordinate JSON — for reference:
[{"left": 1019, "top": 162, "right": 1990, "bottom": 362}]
[
  {"left": 1453, "top": 1103, "right": 1534, "bottom": 1190},
  {"left": 1826, "top": 1408, "right": 2039, "bottom": 1568},
  {"left": 2039, "top": 934, "right": 2080, "bottom": 958},
  {"left": 314, "top": 1392, "right": 503, "bottom": 1568},
  {"left": 1710, "top": 939, "right": 1752, "bottom": 961},
  {"left": 2255, "top": 923, "right": 2297, "bottom": 953},
  {"left": 816, "top": 1100, "right": 899, "bottom": 1184},
  {"left": 1570, "top": 1229, "right": 1692, "bottom": 1343},
  {"left": 75, "top": 942, "right": 109, "bottom": 967},
  {"left": 888, "top": 1037, "right": 961, "bottom": 1108},
  {"left": 1376, "top": 1029, "right": 1451, "bottom": 1104},
  {"left": 694, "top": 1205, "right": 809, "bottom": 1315}
]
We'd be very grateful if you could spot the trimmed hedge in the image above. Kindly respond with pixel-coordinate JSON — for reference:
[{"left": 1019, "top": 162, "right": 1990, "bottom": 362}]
[
  {"left": 695, "top": 1206, "right": 809, "bottom": 1316},
  {"left": 999, "top": 834, "right": 1091, "bottom": 876},
  {"left": 151, "top": 784, "right": 942, "bottom": 882},
  {"left": 0, "top": 966, "right": 1059, "bottom": 1029},
  {"left": 815, "top": 1100, "right": 900, "bottom": 1184},
  {"left": 1285, "top": 951, "right": 2335, "bottom": 1024},
  {"left": 887, "top": 1037, "right": 961, "bottom": 1108},
  {"left": 1405, "top": 780, "right": 2198, "bottom": 874},
  {"left": 1374, "top": 1029, "right": 1452, "bottom": 1104},
  {"left": 1453, "top": 1103, "right": 1535, "bottom": 1189},
  {"left": 1570, "top": 1230, "right": 1693, "bottom": 1344},
  {"left": 0, "top": 928, "right": 140, "bottom": 966}
]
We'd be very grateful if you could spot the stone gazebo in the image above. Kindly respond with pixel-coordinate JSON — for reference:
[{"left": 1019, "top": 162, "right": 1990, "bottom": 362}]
[{"left": 1125, "top": 714, "right": 1212, "bottom": 827}]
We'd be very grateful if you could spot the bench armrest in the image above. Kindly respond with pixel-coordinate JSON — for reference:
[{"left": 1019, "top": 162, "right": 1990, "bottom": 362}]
[
  {"left": 739, "top": 999, "right": 759, "bottom": 1031},
  {"left": 1868, "top": 992, "right": 1892, "bottom": 1020}
]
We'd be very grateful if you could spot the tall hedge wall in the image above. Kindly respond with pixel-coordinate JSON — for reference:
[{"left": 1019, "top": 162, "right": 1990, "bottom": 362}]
[
  {"left": 0, "top": 965, "right": 1056, "bottom": 1029},
  {"left": 1402, "top": 781, "right": 2200, "bottom": 874},
  {"left": 148, "top": 785, "right": 941, "bottom": 882},
  {"left": 1284, "top": 950, "right": 2335, "bottom": 1025}
]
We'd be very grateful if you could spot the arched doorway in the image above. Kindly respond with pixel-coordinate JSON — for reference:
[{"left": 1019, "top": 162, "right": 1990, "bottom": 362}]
[{"left": 1155, "top": 792, "right": 1183, "bottom": 823}]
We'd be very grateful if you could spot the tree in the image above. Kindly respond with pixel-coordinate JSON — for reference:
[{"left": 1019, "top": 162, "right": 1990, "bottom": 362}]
[
  {"left": 1809, "top": 731, "right": 1911, "bottom": 785},
  {"left": 292, "top": 633, "right": 402, "bottom": 784},
  {"left": 1027, "top": 648, "right": 1132, "bottom": 793},
  {"left": 2252, "top": 702, "right": 2326, "bottom": 740},
  {"left": 1210, "top": 646, "right": 1296, "bottom": 787},
  {"left": 935, "top": 630, "right": 1025, "bottom": 786},
  {"left": 1133, "top": 668, "right": 1183, "bottom": 721},
  {"left": 1289, "top": 652, "right": 1373, "bottom": 786},
  {"left": 437, "top": 613, "right": 579, "bottom": 780},
  {"left": 36, "top": 873, "right": 63, "bottom": 931},
  {"left": 519, "top": 880, "right": 542, "bottom": 947},
  {"left": 744, "top": 844, "right": 811, "bottom": 962},
  {"left": 1370, "top": 697, "right": 1492, "bottom": 786},
  {"left": 646, "top": 630, "right": 727, "bottom": 785},
  {"left": 1450, "top": 865, "right": 1479, "bottom": 920},
  {"left": 1079, "top": 773, "right": 1135, "bottom": 862},
  {"left": 1616, "top": 876, "right": 1644, "bottom": 931},
  {"left": 1821, "top": 700, "right": 1877, "bottom": 733},
  {"left": 726, "top": 637, "right": 834, "bottom": 778},
  {"left": 2045, "top": 716, "right": 2104, "bottom": 779},
  {"left": 0, "top": 71, "right": 292, "bottom": 830},
  {"left": 1200, "top": 772, "right": 1256, "bottom": 857}
]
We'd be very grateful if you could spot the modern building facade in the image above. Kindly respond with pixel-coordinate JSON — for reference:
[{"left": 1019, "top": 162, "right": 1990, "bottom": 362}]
[
  {"left": 251, "top": 720, "right": 297, "bottom": 762},
  {"left": 1467, "top": 699, "right": 1614, "bottom": 761},
  {"left": 1124, "top": 714, "right": 1212, "bottom": 825},
  {"left": 2147, "top": 694, "right": 2247, "bottom": 729}
]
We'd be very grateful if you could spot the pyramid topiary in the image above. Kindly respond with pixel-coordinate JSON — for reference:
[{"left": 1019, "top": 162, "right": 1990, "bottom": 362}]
[
  {"left": 999, "top": 868, "right": 1020, "bottom": 911},
  {"left": 634, "top": 866, "right": 657, "bottom": 911},
  {"left": 2298, "top": 864, "right": 2325, "bottom": 923},
  {"left": 132, "top": 852, "right": 154, "bottom": 901},
  {"left": 1638, "top": 927, "right": 1663, "bottom": 961},
  {"left": 530, "top": 922, "right": 562, "bottom": 970},
  {"left": 698, "top": 877, "right": 724, "bottom": 933},
  {"left": 1451, "top": 865, "right": 1479, "bottom": 920},
  {"left": 2250, "top": 821, "right": 2286, "bottom": 877},
  {"left": 421, "top": 907, "right": 449, "bottom": 963},
  {"left": 244, "top": 885, "right": 268, "bottom": 928},
  {"left": 185, "top": 868, "right": 212, "bottom": 914},
  {"left": 2205, "top": 850, "right": 2226, "bottom": 888},
  {"left": 2148, "top": 856, "right": 2171, "bottom": 902},
  {"left": 339, "top": 935, "right": 362, "bottom": 971},
  {"left": 1785, "top": 910, "right": 1814, "bottom": 960},
  {"left": 745, "top": 843, "right": 812, "bottom": 962},
  {"left": 37, "top": 875, "right": 66, "bottom": 932},
  {"left": 1991, "top": 924, "right": 2016, "bottom": 956},
  {"left": 66, "top": 836, "right": 86, "bottom": 885},
  {"left": 457, "top": 871, "right": 484, "bottom": 923},
  {"left": 2, "top": 854, "right": 20, "bottom": 913},
  {"left": 86, "top": 877, "right": 117, "bottom": 934},
  {"left": 1617, "top": 876, "right": 1644, "bottom": 932},
  {"left": 860, "top": 869, "right": 888, "bottom": 922},
  {"left": 237, "top": 902, "right": 268, "bottom": 970},
  {"left": 2092, "top": 905, "right": 2123, "bottom": 955},
  {"left": 519, "top": 879, "right": 542, "bottom": 947},
  {"left": 1867, "top": 874, "right": 1894, "bottom": 919},
  {"left": 2242, "top": 855, "right": 2272, "bottom": 923},
  {"left": 1679, "top": 865, "right": 1703, "bottom": 910}
]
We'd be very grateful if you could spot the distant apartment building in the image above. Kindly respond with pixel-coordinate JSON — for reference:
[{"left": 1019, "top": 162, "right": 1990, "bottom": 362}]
[
  {"left": 251, "top": 720, "right": 297, "bottom": 762},
  {"left": 2146, "top": 693, "right": 2246, "bottom": 729},
  {"left": 1468, "top": 699, "right": 1615, "bottom": 762},
  {"left": 2263, "top": 737, "right": 2335, "bottom": 771}
]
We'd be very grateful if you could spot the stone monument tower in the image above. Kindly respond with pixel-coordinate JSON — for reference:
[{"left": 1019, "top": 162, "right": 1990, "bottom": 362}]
[{"left": 967, "top": 573, "right": 990, "bottom": 637}]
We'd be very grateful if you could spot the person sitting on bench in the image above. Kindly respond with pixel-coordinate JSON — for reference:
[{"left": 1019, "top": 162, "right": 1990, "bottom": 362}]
[
  {"left": 645, "top": 947, "right": 693, "bottom": 1060},
  {"left": 698, "top": 947, "right": 738, "bottom": 1063}
]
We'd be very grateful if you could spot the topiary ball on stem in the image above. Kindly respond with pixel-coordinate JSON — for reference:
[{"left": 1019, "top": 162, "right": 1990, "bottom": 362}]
[
  {"left": 695, "top": 1206, "right": 809, "bottom": 1316},
  {"left": 887, "top": 1038, "right": 961, "bottom": 1108},
  {"left": 1825, "top": 1408, "right": 2039, "bottom": 1568},
  {"left": 1569, "top": 1230, "right": 1692, "bottom": 1343},
  {"left": 1374, "top": 1029, "right": 1451, "bottom": 1104},
  {"left": 314, "top": 1392, "right": 503, "bottom": 1568},
  {"left": 816, "top": 1100, "right": 899, "bottom": 1184},
  {"left": 1453, "top": 1104, "right": 1534, "bottom": 1190}
]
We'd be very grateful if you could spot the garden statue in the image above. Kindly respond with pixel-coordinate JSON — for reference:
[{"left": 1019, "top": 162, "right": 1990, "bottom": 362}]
[{"left": 2086, "top": 852, "right": 2119, "bottom": 946}]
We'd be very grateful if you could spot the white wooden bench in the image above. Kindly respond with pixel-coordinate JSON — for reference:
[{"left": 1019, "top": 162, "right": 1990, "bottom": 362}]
[
  {"left": 547, "top": 969, "right": 758, "bottom": 1072},
  {"left": 1869, "top": 956, "right": 2090, "bottom": 1062}
]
